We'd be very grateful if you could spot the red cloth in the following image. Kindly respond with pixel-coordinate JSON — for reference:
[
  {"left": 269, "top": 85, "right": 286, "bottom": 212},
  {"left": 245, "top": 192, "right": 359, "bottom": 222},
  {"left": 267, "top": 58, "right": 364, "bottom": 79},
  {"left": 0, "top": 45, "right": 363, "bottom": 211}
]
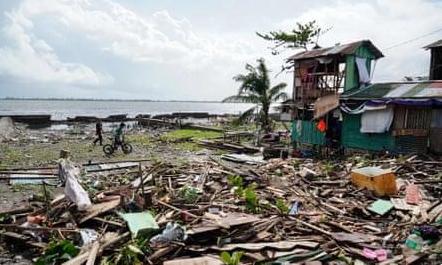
[{"left": 316, "top": 119, "right": 327, "bottom": 133}]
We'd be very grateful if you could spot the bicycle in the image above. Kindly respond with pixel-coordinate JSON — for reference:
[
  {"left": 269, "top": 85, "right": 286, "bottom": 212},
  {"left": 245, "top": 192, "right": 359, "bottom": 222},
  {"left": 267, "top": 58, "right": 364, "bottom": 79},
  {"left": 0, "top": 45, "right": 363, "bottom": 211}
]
[{"left": 103, "top": 136, "right": 133, "bottom": 155}]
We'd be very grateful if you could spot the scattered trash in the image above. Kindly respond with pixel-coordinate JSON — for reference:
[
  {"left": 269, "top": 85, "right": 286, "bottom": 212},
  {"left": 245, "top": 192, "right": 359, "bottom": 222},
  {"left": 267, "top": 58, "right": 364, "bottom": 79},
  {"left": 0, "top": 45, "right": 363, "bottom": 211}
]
[
  {"left": 405, "top": 184, "right": 422, "bottom": 205},
  {"left": 60, "top": 159, "right": 92, "bottom": 211},
  {"left": 0, "top": 149, "right": 441, "bottom": 264},
  {"left": 150, "top": 222, "right": 187, "bottom": 248},
  {"left": 351, "top": 166, "right": 397, "bottom": 195},
  {"left": 26, "top": 215, "right": 46, "bottom": 225},
  {"left": 405, "top": 233, "right": 424, "bottom": 251},
  {"left": 288, "top": 201, "right": 300, "bottom": 216},
  {"left": 119, "top": 211, "right": 159, "bottom": 238},
  {"left": 79, "top": 229, "right": 99, "bottom": 246},
  {"left": 367, "top": 199, "right": 394, "bottom": 215},
  {"left": 362, "top": 248, "right": 388, "bottom": 262}
]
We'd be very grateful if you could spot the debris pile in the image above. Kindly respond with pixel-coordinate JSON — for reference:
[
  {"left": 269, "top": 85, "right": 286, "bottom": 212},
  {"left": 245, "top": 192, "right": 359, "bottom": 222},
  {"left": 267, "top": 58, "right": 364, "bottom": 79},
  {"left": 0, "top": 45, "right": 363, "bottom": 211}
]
[
  {"left": 0, "top": 117, "right": 18, "bottom": 142},
  {"left": 0, "top": 154, "right": 441, "bottom": 264}
]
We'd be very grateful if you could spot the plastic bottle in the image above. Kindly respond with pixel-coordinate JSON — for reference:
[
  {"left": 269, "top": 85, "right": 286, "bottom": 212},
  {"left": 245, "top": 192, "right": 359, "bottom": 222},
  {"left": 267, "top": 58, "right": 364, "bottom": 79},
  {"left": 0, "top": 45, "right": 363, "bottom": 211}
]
[{"left": 405, "top": 234, "right": 423, "bottom": 251}]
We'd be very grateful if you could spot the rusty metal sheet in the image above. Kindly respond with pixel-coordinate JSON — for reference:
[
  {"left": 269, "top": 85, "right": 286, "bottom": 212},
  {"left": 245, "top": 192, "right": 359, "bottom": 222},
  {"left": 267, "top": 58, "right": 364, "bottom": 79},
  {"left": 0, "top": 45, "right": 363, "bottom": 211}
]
[{"left": 313, "top": 94, "right": 339, "bottom": 119}]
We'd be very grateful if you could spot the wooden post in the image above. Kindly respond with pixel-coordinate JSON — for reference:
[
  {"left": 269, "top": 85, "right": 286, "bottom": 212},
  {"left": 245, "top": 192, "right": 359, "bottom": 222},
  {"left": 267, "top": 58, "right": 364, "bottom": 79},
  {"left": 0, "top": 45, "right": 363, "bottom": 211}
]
[{"left": 138, "top": 163, "right": 146, "bottom": 210}]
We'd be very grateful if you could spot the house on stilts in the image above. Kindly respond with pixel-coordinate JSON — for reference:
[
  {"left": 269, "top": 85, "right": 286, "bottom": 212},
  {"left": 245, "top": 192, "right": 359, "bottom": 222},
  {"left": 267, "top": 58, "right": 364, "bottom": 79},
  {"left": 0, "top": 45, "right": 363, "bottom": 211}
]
[{"left": 288, "top": 39, "right": 442, "bottom": 154}]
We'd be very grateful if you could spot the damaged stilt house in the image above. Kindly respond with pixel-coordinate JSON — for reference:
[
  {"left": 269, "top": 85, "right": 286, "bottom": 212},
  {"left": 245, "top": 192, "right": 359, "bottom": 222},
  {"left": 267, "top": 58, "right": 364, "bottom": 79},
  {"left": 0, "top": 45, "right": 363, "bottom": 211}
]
[
  {"left": 288, "top": 39, "right": 442, "bottom": 154},
  {"left": 340, "top": 40, "right": 442, "bottom": 154},
  {"left": 288, "top": 40, "right": 384, "bottom": 150}
]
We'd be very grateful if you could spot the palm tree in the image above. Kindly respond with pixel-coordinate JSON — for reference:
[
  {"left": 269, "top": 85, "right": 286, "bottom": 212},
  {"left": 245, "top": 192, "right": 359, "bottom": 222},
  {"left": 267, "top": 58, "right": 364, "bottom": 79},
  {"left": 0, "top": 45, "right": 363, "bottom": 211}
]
[{"left": 223, "top": 58, "right": 288, "bottom": 132}]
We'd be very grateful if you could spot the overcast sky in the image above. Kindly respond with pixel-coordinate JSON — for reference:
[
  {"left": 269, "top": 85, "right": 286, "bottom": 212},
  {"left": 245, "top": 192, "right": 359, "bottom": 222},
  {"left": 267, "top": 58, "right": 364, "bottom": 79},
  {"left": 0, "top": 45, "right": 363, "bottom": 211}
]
[{"left": 0, "top": 0, "right": 441, "bottom": 100}]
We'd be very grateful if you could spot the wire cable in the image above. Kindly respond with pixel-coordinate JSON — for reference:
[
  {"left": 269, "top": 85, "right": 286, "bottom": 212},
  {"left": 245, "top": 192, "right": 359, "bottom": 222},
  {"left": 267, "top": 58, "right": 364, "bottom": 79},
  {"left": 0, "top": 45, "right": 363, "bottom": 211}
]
[{"left": 384, "top": 27, "right": 442, "bottom": 50}]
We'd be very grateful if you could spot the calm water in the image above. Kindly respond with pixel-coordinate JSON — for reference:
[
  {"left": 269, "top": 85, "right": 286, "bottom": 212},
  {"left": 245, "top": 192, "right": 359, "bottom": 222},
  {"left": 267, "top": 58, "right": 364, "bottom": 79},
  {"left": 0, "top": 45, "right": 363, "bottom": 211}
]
[{"left": 0, "top": 100, "right": 254, "bottom": 120}]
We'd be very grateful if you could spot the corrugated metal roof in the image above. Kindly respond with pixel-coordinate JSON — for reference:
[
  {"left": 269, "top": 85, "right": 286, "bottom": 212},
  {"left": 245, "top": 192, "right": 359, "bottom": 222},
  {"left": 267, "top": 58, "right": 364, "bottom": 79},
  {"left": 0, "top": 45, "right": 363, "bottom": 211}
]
[
  {"left": 288, "top": 40, "right": 384, "bottom": 61},
  {"left": 424, "top": 39, "right": 442, "bottom": 49},
  {"left": 341, "top": 81, "right": 442, "bottom": 99}
]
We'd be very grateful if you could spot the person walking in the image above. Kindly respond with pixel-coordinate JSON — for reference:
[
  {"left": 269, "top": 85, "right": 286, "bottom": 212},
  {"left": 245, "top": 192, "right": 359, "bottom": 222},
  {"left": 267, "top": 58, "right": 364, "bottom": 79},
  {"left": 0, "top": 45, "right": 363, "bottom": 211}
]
[{"left": 93, "top": 120, "right": 103, "bottom": 146}]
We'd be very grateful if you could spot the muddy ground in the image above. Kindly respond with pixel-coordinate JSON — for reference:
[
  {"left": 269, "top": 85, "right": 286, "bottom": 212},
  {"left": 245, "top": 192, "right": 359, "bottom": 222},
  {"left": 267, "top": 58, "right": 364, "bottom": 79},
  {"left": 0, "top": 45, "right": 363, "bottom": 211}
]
[
  {"left": 0, "top": 123, "right": 224, "bottom": 263},
  {"left": 0, "top": 123, "right": 222, "bottom": 213}
]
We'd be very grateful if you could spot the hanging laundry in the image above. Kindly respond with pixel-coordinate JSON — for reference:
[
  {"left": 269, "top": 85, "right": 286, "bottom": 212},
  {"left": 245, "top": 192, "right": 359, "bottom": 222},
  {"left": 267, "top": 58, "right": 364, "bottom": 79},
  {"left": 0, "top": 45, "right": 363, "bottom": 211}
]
[
  {"left": 360, "top": 106, "right": 394, "bottom": 133},
  {"left": 355, "top": 57, "right": 371, "bottom": 84}
]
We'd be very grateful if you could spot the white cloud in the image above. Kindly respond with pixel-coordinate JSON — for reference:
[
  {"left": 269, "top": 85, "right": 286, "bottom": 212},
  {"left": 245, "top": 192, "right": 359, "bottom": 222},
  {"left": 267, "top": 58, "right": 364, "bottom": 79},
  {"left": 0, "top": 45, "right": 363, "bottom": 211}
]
[
  {"left": 0, "top": 0, "right": 261, "bottom": 98},
  {"left": 1, "top": 0, "right": 441, "bottom": 99},
  {"left": 278, "top": 0, "right": 442, "bottom": 81},
  {"left": 0, "top": 2, "right": 112, "bottom": 86},
  {"left": 13, "top": 0, "right": 256, "bottom": 68}
]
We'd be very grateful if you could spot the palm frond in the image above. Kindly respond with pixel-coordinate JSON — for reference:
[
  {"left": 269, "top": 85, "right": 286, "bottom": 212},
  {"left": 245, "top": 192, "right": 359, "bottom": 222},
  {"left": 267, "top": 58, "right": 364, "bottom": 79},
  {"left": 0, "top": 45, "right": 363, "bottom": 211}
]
[
  {"left": 233, "top": 106, "right": 256, "bottom": 125},
  {"left": 268, "top": 83, "right": 287, "bottom": 99},
  {"left": 256, "top": 58, "right": 270, "bottom": 91},
  {"left": 273, "top": 91, "right": 289, "bottom": 102}
]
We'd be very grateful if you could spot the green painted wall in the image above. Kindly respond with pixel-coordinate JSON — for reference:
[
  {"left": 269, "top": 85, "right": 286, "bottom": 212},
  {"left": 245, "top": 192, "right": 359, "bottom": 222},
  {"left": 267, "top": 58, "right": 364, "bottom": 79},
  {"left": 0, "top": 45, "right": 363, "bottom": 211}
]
[
  {"left": 341, "top": 113, "right": 395, "bottom": 151},
  {"left": 344, "top": 46, "right": 376, "bottom": 91},
  {"left": 292, "top": 120, "right": 325, "bottom": 146},
  {"left": 344, "top": 55, "right": 357, "bottom": 91}
]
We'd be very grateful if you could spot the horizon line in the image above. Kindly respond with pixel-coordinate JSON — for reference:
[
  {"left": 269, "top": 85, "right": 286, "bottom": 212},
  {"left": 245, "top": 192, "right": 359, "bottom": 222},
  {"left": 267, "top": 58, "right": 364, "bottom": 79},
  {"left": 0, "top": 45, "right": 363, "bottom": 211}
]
[{"left": 0, "top": 97, "right": 236, "bottom": 103}]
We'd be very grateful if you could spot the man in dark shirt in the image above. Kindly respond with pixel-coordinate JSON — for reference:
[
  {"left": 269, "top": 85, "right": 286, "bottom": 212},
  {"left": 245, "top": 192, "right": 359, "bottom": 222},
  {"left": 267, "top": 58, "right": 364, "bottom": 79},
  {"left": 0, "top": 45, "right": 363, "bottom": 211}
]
[
  {"left": 114, "top": 122, "right": 125, "bottom": 146},
  {"left": 93, "top": 120, "right": 103, "bottom": 146}
]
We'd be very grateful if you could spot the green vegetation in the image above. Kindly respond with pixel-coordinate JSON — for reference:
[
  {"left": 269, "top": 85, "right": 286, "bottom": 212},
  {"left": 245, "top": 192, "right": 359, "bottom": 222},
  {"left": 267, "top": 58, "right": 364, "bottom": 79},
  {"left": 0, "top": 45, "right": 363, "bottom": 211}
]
[
  {"left": 227, "top": 175, "right": 260, "bottom": 213},
  {"left": 321, "top": 161, "right": 335, "bottom": 177},
  {"left": 35, "top": 240, "right": 79, "bottom": 265},
  {"left": 220, "top": 251, "right": 243, "bottom": 265},
  {"left": 227, "top": 175, "right": 244, "bottom": 197},
  {"left": 0, "top": 146, "right": 21, "bottom": 169},
  {"left": 0, "top": 213, "right": 11, "bottom": 223},
  {"left": 275, "top": 198, "right": 289, "bottom": 215},
  {"left": 161, "top": 129, "right": 222, "bottom": 151},
  {"left": 227, "top": 175, "right": 243, "bottom": 188},
  {"left": 178, "top": 185, "right": 200, "bottom": 203},
  {"left": 127, "top": 134, "right": 153, "bottom": 148},
  {"left": 244, "top": 184, "right": 259, "bottom": 213},
  {"left": 101, "top": 237, "right": 151, "bottom": 265},
  {"left": 161, "top": 129, "right": 222, "bottom": 141},
  {"left": 222, "top": 58, "right": 288, "bottom": 132},
  {"left": 257, "top": 21, "right": 322, "bottom": 54}
]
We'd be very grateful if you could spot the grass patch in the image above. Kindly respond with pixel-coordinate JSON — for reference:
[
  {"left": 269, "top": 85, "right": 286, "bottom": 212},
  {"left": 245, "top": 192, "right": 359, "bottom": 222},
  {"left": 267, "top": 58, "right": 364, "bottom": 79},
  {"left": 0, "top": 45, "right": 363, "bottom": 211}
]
[
  {"left": 0, "top": 145, "right": 22, "bottom": 168},
  {"left": 161, "top": 129, "right": 222, "bottom": 152},
  {"left": 161, "top": 129, "right": 222, "bottom": 142},
  {"left": 127, "top": 134, "right": 153, "bottom": 148}
]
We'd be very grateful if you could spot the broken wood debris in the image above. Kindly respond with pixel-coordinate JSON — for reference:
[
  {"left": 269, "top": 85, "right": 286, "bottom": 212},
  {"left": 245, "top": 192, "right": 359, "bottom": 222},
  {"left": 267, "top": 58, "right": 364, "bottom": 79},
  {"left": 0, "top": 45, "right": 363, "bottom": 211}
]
[{"left": 0, "top": 153, "right": 440, "bottom": 264}]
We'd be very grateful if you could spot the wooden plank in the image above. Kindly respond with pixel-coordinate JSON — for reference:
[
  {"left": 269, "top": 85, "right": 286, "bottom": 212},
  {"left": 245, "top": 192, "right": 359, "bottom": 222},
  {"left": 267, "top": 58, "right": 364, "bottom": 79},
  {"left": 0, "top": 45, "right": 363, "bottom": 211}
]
[
  {"left": 63, "top": 232, "right": 130, "bottom": 265},
  {"left": 85, "top": 241, "right": 100, "bottom": 265},
  {"left": 92, "top": 217, "right": 125, "bottom": 227},
  {"left": 1, "top": 231, "right": 47, "bottom": 248},
  {"left": 79, "top": 198, "right": 121, "bottom": 224},
  {"left": 164, "top": 256, "right": 222, "bottom": 265},
  {"left": 212, "top": 240, "right": 319, "bottom": 251},
  {"left": 187, "top": 212, "right": 260, "bottom": 235},
  {"left": 0, "top": 224, "right": 78, "bottom": 234}
]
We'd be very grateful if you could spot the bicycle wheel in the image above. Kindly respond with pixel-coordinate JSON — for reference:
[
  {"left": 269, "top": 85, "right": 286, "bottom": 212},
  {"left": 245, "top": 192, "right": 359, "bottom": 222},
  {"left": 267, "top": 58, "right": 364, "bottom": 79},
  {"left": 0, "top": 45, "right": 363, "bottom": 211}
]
[
  {"left": 122, "top": 143, "right": 133, "bottom": 154},
  {"left": 103, "top": 144, "right": 114, "bottom": 155}
]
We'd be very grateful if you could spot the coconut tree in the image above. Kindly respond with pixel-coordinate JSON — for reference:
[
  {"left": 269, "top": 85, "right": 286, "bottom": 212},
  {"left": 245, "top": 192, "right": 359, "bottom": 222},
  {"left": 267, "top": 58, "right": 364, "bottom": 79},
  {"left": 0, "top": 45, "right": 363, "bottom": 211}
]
[{"left": 223, "top": 58, "right": 288, "bottom": 132}]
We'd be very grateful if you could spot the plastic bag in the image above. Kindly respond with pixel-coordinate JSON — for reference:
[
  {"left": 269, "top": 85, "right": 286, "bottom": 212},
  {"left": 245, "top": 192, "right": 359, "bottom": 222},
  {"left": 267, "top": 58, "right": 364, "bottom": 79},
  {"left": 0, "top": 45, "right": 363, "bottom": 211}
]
[
  {"left": 80, "top": 229, "right": 99, "bottom": 246},
  {"left": 150, "top": 222, "right": 187, "bottom": 248},
  {"left": 60, "top": 160, "right": 91, "bottom": 211}
]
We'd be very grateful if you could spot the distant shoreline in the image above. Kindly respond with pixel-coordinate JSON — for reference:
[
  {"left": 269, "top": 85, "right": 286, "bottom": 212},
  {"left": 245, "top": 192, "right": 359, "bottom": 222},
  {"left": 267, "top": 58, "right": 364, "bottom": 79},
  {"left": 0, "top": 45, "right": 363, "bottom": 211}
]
[{"left": 0, "top": 97, "right": 227, "bottom": 103}]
